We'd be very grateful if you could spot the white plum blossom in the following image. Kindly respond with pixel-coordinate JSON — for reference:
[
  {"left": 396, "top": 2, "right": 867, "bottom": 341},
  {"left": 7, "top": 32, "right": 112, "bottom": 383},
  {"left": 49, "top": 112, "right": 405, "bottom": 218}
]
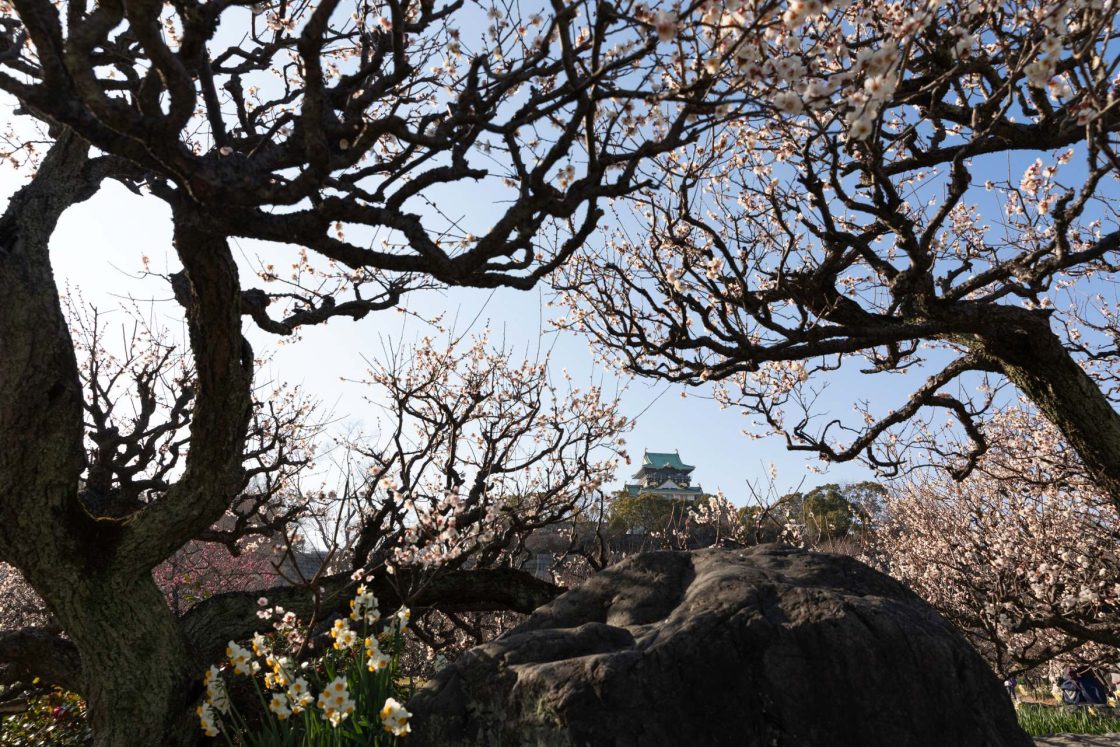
[
  {"left": 772, "top": 91, "right": 804, "bottom": 115},
  {"left": 653, "top": 10, "right": 678, "bottom": 42},
  {"left": 847, "top": 115, "right": 874, "bottom": 141},
  {"left": 874, "top": 409, "right": 1120, "bottom": 673}
]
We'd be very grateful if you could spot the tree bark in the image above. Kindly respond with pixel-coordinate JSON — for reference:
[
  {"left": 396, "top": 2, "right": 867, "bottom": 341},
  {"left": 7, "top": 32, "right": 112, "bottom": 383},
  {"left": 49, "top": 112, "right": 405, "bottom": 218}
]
[
  {"left": 970, "top": 306, "right": 1120, "bottom": 505},
  {"left": 118, "top": 204, "right": 253, "bottom": 571},
  {"left": 61, "top": 577, "right": 198, "bottom": 745},
  {"left": 0, "top": 132, "right": 92, "bottom": 567},
  {"left": 0, "top": 135, "right": 202, "bottom": 745},
  {"left": 70, "top": 207, "right": 251, "bottom": 746}
]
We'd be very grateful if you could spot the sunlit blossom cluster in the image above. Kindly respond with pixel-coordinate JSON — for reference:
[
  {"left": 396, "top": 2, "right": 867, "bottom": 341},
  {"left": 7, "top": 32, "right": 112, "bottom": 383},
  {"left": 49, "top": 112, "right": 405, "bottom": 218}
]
[
  {"left": 380, "top": 697, "right": 412, "bottom": 736},
  {"left": 556, "top": 0, "right": 1120, "bottom": 486},
  {"left": 316, "top": 676, "right": 356, "bottom": 727},
  {"left": 349, "top": 584, "right": 381, "bottom": 624},
  {"left": 872, "top": 408, "right": 1120, "bottom": 673},
  {"left": 366, "top": 635, "right": 392, "bottom": 672}
]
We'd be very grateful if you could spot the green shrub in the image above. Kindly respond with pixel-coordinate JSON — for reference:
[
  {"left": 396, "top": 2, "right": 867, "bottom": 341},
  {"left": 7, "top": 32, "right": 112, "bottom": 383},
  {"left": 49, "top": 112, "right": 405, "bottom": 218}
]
[{"left": 1016, "top": 702, "right": 1120, "bottom": 736}]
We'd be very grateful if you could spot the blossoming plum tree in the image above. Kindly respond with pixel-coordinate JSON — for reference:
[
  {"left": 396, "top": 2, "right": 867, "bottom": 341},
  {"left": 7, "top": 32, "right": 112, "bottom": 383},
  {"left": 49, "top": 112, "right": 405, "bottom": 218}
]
[
  {"left": 0, "top": 0, "right": 729, "bottom": 741},
  {"left": 155, "top": 540, "right": 282, "bottom": 616},
  {"left": 871, "top": 408, "right": 1120, "bottom": 676},
  {"left": 342, "top": 332, "right": 628, "bottom": 578},
  {"left": 557, "top": 0, "right": 1120, "bottom": 503}
]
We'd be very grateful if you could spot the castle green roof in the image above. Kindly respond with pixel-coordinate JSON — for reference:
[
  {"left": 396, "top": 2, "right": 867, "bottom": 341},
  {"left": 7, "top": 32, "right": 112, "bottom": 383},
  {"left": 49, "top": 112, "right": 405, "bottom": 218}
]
[{"left": 640, "top": 451, "right": 694, "bottom": 472}]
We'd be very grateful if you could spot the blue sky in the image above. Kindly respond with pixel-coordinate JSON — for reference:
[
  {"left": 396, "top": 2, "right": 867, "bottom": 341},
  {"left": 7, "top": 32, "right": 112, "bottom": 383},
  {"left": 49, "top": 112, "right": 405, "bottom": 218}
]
[
  {"left": 1, "top": 2, "right": 1115, "bottom": 512},
  {"left": 0, "top": 168, "right": 878, "bottom": 503},
  {"left": 16, "top": 112, "right": 1100, "bottom": 506}
]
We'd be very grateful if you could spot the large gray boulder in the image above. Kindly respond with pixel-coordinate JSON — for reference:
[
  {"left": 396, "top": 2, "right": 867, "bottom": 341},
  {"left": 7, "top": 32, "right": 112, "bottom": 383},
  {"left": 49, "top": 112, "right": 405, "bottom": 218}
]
[{"left": 407, "top": 545, "right": 1032, "bottom": 746}]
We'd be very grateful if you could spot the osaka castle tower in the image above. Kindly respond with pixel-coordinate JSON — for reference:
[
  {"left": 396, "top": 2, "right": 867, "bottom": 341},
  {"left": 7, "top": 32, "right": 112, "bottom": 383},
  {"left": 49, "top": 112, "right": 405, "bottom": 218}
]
[{"left": 623, "top": 451, "right": 704, "bottom": 502}]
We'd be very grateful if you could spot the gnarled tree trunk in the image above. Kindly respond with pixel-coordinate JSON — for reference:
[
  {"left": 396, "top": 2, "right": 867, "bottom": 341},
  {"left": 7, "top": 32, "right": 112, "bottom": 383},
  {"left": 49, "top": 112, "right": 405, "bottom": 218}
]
[
  {"left": 0, "top": 134, "right": 250, "bottom": 746},
  {"left": 969, "top": 306, "right": 1120, "bottom": 504},
  {"left": 40, "top": 572, "right": 197, "bottom": 745}
]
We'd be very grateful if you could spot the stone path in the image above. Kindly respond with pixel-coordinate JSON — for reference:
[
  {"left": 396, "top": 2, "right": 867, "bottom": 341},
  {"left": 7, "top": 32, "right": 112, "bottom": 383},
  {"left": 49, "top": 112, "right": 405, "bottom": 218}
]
[{"left": 1036, "top": 736, "right": 1120, "bottom": 745}]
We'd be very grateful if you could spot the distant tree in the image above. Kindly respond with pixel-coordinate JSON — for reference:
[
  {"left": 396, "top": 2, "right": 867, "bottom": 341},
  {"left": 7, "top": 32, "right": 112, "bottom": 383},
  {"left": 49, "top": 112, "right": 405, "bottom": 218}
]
[
  {"left": 606, "top": 491, "right": 696, "bottom": 549},
  {"left": 602, "top": 481, "right": 888, "bottom": 553},
  {"left": 735, "top": 505, "right": 785, "bottom": 545},
  {"left": 154, "top": 540, "right": 281, "bottom": 617},
  {"left": 685, "top": 481, "right": 884, "bottom": 552},
  {"left": 782, "top": 482, "right": 886, "bottom": 543},
  {"left": 0, "top": 564, "right": 51, "bottom": 634}
]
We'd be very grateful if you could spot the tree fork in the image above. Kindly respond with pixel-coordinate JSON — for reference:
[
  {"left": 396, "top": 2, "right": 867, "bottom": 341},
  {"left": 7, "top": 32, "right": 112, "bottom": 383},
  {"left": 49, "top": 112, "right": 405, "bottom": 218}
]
[{"left": 118, "top": 203, "right": 254, "bottom": 571}]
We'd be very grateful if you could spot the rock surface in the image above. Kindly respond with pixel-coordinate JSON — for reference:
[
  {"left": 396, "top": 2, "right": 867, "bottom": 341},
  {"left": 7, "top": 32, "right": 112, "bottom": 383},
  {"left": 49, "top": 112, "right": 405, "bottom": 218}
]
[{"left": 407, "top": 545, "right": 1032, "bottom": 746}]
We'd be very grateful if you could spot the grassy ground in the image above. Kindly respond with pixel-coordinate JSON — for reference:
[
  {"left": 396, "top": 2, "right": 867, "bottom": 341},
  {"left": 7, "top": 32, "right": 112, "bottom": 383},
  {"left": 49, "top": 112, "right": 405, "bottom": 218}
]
[{"left": 1017, "top": 703, "right": 1120, "bottom": 736}]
